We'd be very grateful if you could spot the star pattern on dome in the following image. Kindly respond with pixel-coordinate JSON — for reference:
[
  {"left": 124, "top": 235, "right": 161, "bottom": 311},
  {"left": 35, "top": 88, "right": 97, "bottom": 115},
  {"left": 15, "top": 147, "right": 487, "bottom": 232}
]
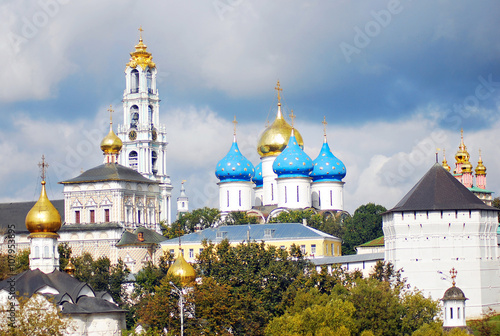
[
  {"left": 216, "top": 138, "right": 255, "bottom": 182},
  {"left": 273, "top": 131, "right": 313, "bottom": 178},
  {"left": 311, "top": 140, "right": 346, "bottom": 182}
]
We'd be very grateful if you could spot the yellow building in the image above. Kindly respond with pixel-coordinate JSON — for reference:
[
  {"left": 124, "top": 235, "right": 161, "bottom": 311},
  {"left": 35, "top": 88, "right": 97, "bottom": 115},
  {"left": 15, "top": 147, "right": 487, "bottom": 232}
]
[{"left": 161, "top": 223, "right": 342, "bottom": 263}]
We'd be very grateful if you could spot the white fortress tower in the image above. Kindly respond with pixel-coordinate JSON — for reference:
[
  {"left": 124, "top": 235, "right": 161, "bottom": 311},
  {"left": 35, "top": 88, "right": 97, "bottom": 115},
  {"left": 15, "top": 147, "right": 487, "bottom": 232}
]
[
  {"left": 118, "top": 29, "right": 173, "bottom": 224},
  {"left": 383, "top": 163, "right": 499, "bottom": 318}
]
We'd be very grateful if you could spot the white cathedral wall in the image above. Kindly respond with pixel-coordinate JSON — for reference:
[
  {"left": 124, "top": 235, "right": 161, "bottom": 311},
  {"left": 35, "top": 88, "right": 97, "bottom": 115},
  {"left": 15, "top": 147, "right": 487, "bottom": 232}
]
[
  {"left": 65, "top": 312, "right": 126, "bottom": 336},
  {"left": 311, "top": 181, "right": 344, "bottom": 211},
  {"left": 383, "top": 210, "right": 500, "bottom": 318},
  {"left": 261, "top": 156, "right": 278, "bottom": 206},
  {"left": 276, "top": 177, "right": 312, "bottom": 208},
  {"left": 218, "top": 181, "right": 254, "bottom": 212}
]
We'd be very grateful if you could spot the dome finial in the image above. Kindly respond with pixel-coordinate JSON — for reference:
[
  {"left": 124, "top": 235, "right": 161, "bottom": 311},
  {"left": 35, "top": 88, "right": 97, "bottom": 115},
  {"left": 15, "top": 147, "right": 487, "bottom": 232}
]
[
  {"left": 322, "top": 116, "right": 328, "bottom": 143},
  {"left": 233, "top": 115, "right": 238, "bottom": 136},
  {"left": 450, "top": 267, "right": 457, "bottom": 287},
  {"left": 275, "top": 80, "right": 283, "bottom": 106},
  {"left": 38, "top": 154, "right": 49, "bottom": 182},
  {"left": 108, "top": 105, "right": 114, "bottom": 127},
  {"left": 289, "top": 110, "right": 295, "bottom": 128},
  {"left": 138, "top": 26, "right": 144, "bottom": 42},
  {"left": 442, "top": 149, "right": 451, "bottom": 171}
]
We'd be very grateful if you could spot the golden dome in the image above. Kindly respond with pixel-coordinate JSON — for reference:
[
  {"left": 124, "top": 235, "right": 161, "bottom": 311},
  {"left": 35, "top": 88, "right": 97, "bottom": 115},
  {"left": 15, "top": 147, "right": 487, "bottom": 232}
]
[
  {"left": 64, "top": 260, "right": 76, "bottom": 276},
  {"left": 167, "top": 251, "right": 196, "bottom": 286},
  {"left": 126, "top": 28, "right": 156, "bottom": 70},
  {"left": 25, "top": 181, "right": 62, "bottom": 238},
  {"left": 100, "top": 124, "right": 123, "bottom": 155},
  {"left": 454, "top": 129, "right": 470, "bottom": 164},
  {"left": 257, "top": 105, "right": 304, "bottom": 157},
  {"left": 442, "top": 151, "right": 451, "bottom": 172},
  {"left": 475, "top": 150, "right": 486, "bottom": 175},
  {"left": 461, "top": 158, "right": 473, "bottom": 173}
]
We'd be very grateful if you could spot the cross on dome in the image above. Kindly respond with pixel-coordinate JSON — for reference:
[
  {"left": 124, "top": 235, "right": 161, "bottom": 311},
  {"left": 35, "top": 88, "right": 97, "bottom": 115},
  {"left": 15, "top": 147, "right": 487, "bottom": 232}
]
[
  {"left": 289, "top": 110, "right": 295, "bottom": 128},
  {"left": 38, "top": 155, "right": 49, "bottom": 181},
  {"left": 138, "top": 26, "right": 144, "bottom": 41},
  {"left": 275, "top": 80, "right": 283, "bottom": 105},
  {"left": 450, "top": 268, "right": 457, "bottom": 286},
  {"left": 233, "top": 116, "right": 238, "bottom": 135},
  {"left": 322, "top": 116, "right": 328, "bottom": 136},
  {"left": 107, "top": 105, "right": 114, "bottom": 124}
]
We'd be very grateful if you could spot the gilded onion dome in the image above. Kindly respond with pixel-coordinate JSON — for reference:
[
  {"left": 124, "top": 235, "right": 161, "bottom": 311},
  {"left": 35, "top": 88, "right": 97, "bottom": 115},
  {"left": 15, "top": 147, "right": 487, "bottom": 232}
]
[
  {"left": 461, "top": 156, "right": 473, "bottom": 173},
  {"left": 455, "top": 129, "right": 470, "bottom": 164},
  {"left": 25, "top": 181, "right": 62, "bottom": 238},
  {"left": 100, "top": 123, "right": 123, "bottom": 155},
  {"left": 167, "top": 252, "right": 196, "bottom": 286},
  {"left": 257, "top": 82, "right": 304, "bottom": 157},
  {"left": 216, "top": 136, "right": 255, "bottom": 182},
  {"left": 273, "top": 129, "right": 313, "bottom": 178},
  {"left": 441, "top": 150, "right": 451, "bottom": 172},
  {"left": 252, "top": 162, "right": 263, "bottom": 187},
  {"left": 475, "top": 150, "right": 486, "bottom": 175},
  {"left": 126, "top": 28, "right": 156, "bottom": 70},
  {"left": 311, "top": 136, "right": 346, "bottom": 182}
]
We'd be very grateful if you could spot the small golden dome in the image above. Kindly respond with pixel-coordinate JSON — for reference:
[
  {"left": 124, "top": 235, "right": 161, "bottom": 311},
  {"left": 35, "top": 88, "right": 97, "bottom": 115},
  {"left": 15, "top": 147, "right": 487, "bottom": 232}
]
[
  {"left": 25, "top": 181, "right": 62, "bottom": 238},
  {"left": 64, "top": 260, "right": 76, "bottom": 276},
  {"left": 442, "top": 157, "right": 451, "bottom": 172},
  {"left": 454, "top": 129, "right": 470, "bottom": 164},
  {"left": 100, "top": 125, "right": 123, "bottom": 155},
  {"left": 257, "top": 106, "right": 304, "bottom": 157},
  {"left": 461, "top": 159, "right": 473, "bottom": 173},
  {"left": 475, "top": 150, "right": 486, "bottom": 175},
  {"left": 167, "top": 251, "right": 196, "bottom": 286}
]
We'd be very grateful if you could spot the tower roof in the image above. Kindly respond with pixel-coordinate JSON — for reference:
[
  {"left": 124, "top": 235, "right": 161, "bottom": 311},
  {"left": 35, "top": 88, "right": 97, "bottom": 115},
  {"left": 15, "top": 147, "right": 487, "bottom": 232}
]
[
  {"left": 311, "top": 138, "right": 346, "bottom": 182},
  {"left": 215, "top": 136, "right": 255, "bottom": 182},
  {"left": 386, "top": 163, "right": 496, "bottom": 213},
  {"left": 126, "top": 27, "right": 156, "bottom": 70},
  {"left": 60, "top": 163, "right": 157, "bottom": 184},
  {"left": 273, "top": 129, "right": 313, "bottom": 178},
  {"left": 25, "top": 181, "right": 62, "bottom": 238}
]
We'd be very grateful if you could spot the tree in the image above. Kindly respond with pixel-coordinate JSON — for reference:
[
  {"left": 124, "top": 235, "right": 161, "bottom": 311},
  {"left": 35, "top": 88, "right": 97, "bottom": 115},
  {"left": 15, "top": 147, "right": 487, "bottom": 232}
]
[
  {"left": 342, "top": 203, "right": 386, "bottom": 255},
  {"left": 163, "top": 207, "right": 221, "bottom": 238},
  {"left": 0, "top": 295, "right": 74, "bottom": 335},
  {"left": 58, "top": 243, "right": 72, "bottom": 271},
  {"left": 412, "top": 323, "right": 470, "bottom": 336},
  {"left": 492, "top": 197, "right": 500, "bottom": 221},
  {"left": 221, "top": 211, "right": 260, "bottom": 225},
  {"left": 0, "top": 249, "right": 30, "bottom": 281}
]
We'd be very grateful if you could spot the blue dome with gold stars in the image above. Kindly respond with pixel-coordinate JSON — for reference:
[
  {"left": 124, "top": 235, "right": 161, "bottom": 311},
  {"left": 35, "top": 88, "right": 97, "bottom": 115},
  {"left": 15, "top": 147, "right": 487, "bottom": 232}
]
[
  {"left": 311, "top": 140, "right": 346, "bottom": 181},
  {"left": 216, "top": 137, "right": 255, "bottom": 182},
  {"left": 273, "top": 130, "right": 313, "bottom": 178},
  {"left": 253, "top": 162, "right": 263, "bottom": 187}
]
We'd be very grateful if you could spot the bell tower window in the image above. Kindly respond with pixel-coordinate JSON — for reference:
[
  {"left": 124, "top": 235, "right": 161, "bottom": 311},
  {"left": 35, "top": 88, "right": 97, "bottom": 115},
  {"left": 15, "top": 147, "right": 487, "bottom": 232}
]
[
  {"left": 147, "top": 70, "right": 153, "bottom": 93},
  {"left": 131, "top": 69, "right": 139, "bottom": 93},
  {"left": 148, "top": 105, "right": 153, "bottom": 126},
  {"left": 152, "top": 151, "right": 158, "bottom": 174},
  {"left": 130, "top": 106, "right": 139, "bottom": 128},
  {"left": 129, "top": 151, "right": 138, "bottom": 170}
]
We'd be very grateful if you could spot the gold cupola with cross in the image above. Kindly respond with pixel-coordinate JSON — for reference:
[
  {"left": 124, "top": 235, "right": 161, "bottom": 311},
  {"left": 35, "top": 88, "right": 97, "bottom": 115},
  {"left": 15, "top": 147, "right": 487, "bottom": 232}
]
[{"left": 257, "top": 80, "right": 304, "bottom": 157}]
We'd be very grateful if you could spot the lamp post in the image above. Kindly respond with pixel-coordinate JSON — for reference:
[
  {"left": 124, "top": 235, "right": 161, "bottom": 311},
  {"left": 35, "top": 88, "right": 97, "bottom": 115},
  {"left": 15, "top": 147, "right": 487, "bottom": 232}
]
[{"left": 170, "top": 282, "right": 184, "bottom": 336}]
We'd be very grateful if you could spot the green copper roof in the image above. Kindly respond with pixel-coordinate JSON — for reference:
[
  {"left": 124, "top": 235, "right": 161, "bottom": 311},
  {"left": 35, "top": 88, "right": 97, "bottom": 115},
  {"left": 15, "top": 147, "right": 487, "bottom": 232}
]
[
  {"left": 468, "top": 186, "right": 494, "bottom": 194},
  {"left": 358, "top": 236, "right": 385, "bottom": 248},
  {"left": 60, "top": 163, "right": 157, "bottom": 184}
]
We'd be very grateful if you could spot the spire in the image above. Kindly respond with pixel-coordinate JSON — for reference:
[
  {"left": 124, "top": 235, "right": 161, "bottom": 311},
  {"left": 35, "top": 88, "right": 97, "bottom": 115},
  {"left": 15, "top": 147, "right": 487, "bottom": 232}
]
[
  {"left": 233, "top": 115, "right": 238, "bottom": 142},
  {"left": 442, "top": 149, "right": 451, "bottom": 172},
  {"left": 322, "top": 116, "right": 328, "bottom": 143}
]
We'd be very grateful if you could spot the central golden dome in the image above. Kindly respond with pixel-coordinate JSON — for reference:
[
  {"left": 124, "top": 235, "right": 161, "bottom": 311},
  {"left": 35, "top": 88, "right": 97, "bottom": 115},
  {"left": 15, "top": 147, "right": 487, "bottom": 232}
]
[
  {"left": 257, "top": 105, "right": 304, "bottom": 157},
  {"left": 167, "top": 251, "right": 196, "bottom": 286},
  {"left": 25, "top": 181, "right": 62, "bottom": 238},
  {"left": 100, "top": 124, "right": 123, "bottom": 155}
]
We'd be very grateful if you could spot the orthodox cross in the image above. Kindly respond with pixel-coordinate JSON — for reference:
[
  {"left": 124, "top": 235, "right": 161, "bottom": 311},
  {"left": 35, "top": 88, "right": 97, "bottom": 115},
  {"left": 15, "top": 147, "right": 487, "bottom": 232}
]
[
  {"left": 275, "top": 80, "right": 283, "bottom": 104},
  {"left": 138, "top": 26, "right": 144, "bottom": 40},
  {"left": 233, "top": 116, "right": 238, "bottom": 135},
  {"left": 450, "top": 268, "right": 457, "bottom": 286},
  {"left": 38, "top": 155, "right": 49, "bottom": 181},
  {"left": 322, "top": 116, "right": 328, "bottom": 136},
  {"left": 107, "top": 105, "right": 114, "bottom": 124},
  {"left": 289, "top": 110, "right": 295, "bottom": 128}
]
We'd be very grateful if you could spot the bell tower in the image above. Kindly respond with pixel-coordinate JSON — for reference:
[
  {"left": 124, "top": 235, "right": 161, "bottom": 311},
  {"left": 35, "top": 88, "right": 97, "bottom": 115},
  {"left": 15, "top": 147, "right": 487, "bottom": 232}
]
[{"left": 118, "top": 28, "right": 173, "bottom": 224}]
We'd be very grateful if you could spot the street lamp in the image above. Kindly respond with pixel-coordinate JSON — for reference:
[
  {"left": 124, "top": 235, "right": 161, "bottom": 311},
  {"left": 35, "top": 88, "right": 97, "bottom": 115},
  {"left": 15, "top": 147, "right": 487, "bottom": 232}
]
[{"left": 170, "top": 281, "right": 184, "bottom": 336}]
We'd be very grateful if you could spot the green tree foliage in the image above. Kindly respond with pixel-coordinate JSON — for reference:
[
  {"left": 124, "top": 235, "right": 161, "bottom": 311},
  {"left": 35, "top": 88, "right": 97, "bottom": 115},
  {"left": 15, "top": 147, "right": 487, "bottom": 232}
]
[
  {"left": 71, "top": 253, "right": 130, "bottom": 304},
  {"left": 342, "top": 203, "right": 386, "bottom": 255},
  {"left": 221, "top": 211, "right": 260, "bottom": 225},
  {"left": 412, "top": 322, "right": 470, "bottom": 336},
  {"left": 57, "top": 242, "right": 72, "bottom": 271},
  {"left": 162, "top": 207, "right": 221, "bottom": 238},
  {"left": 0, "top": 249, "right": 30, "bottom": 281}
]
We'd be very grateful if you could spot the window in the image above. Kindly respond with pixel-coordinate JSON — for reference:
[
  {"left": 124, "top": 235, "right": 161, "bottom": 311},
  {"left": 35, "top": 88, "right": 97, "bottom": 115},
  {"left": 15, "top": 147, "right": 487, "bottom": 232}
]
[
  {"left": 318, "top": 190, "right": 321, "bottom": 207},
  {"left": 34, "top": 246, "right": 39, "bottom": 259},
  {"left": 216, "top": 231, "right": 227, "bottom": 239},
  {"left": 170, "top": 249, "right": 175, "bottom": 255},
  {"left": 239, "top": 190, "right": 241, "bottom": 207},
  {"left": 146, "top": 70, "right": 152, "bottom": 92},
  {"left": 75, "top": 211, "right": 80, "bottom": 224},
  {"left": 44, "top": 246, "right": 49, "bottom": 258},
  {"left": 280, "top": 245, "right": 286, "bottom": 250},
  {"left": 138, "top": 210, "right": 141, "bottom": 224},
  {"left": 271, "top": 184, "right": 274, "bottom": 200},
  {"left": 131, "top": 69, "right": 139, "bottom": 93},
  {"left": 284, "top": 186, "right": 287, "bottom": 203},
  {"left": 130, "top": 106, "right": 139, "bottom": 128},
  {"left": 104, "top": 209, "right": 110, "bottom": 223},
  {"left": 297, "top": 186, "right": 299, "bottom": 202},
  {"left": 331, "top": 243, "right": 334, "bottom": 255},
  {"left": 300, "top": 245, "right": 306, "bottom": 254},
  {"left": 325, "top": 244, "right": 328, "bottom": 255},
  {"left": 89, "top": 210, "right": 95, "bottom": 223},
  {"left": 189, "top": 249, "right": 194, "bottom": 259},
  {"left": 182, "top": 202, "right": 185, "bottom": 207},
  {"left": 227, "top": 190, "right": 230, "bottom": 207},
  {"left": 264, "top": 229, "right": 275, "bottom": 238},
  {"left": 129, "top": 151, "right": 138, "bottom": 170},
  {"left": 450, "top": 307, "right": 453, "bottom": 319},
  {"left": 199, "top": 248, "right": 204, "bottom": 254},
  {"left": 330, "top": 190, "right": 333, "bottom": 206},
  {"left": 148, "top": 105, "right": 153, "bottom": 123},
  {"left": 152, "top": 151, "right": 158, "bottom": 174},
  {"left": 457, "top": 307, "right": 460, "bottom": 319},
  {"left": 311, "top": 244, "right": 316, "bottom": 255}
]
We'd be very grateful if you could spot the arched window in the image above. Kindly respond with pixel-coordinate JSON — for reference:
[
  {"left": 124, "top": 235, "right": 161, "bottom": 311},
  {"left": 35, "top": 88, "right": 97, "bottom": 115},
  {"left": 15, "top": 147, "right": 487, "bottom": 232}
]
[
  {"left": 34, "top": 246, "right": 40, "bottom": 259},
  {"left": 130, "top": 106, "right": 139, "bottom": 128},
  {"left": 146, "top": 70, "right": 152, "bottom": 93},
  {"left": 44, "top": 246, "right": 49, "bottom": 258},
  {"left": 148, "top": 105, "right": 153, "bottom": 125},
  {"left": 129, "top": 151, "right": 138, "bottom": 170},
  {"left": 131, "top": 69, "right": 139, "bottom": 93},
  {"left": 152, "top": 151, "right": 157, "bottom": 174}
]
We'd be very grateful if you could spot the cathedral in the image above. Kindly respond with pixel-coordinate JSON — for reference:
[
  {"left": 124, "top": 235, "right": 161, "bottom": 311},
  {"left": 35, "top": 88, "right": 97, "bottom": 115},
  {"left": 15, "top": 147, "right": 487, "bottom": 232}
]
[{"left": 215, "top": 82, "right": 347, "bottom": 221}]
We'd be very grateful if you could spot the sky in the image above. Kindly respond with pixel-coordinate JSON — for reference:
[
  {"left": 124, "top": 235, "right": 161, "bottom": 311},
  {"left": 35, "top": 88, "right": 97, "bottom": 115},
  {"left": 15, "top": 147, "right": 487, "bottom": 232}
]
[{"left": 0, "top": 0, "right": 499, "bottom": 215}]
